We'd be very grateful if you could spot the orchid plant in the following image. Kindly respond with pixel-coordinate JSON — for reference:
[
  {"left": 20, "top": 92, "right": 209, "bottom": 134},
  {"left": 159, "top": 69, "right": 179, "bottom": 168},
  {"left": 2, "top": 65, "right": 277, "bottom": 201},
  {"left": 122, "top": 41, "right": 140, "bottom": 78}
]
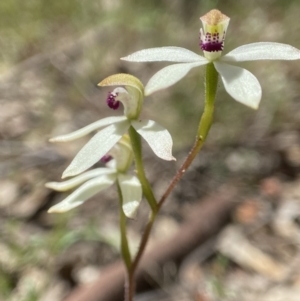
[
  {"left": 46, "top": 9, "right": 300, "bottom": 301},
  {"left": 47, "top": 74, "right": 174, "bottom": 274}
]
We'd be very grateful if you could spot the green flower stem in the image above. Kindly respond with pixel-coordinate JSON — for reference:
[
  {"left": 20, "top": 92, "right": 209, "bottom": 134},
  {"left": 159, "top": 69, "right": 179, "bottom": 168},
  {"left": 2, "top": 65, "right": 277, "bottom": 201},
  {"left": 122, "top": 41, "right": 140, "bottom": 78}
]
[
  {"left": 128, "top": 62, "right": 219, "bottom": 296},
  {"left": 128, "top": 126, "right": 158, "bottom": 213},
  {"left": 131, "top": 208, "right": 156, "bottom": 270},
  {"left": 159, "top": 62, "right": 218, "bottom": 208},
  {"left": 126, "top": 125, "right": 158, "bottom": 301},
  {"left": 126, "top": 203, "right": 157, "bottom": 301},
  {"left": 198, "top": 62, "right": 218, "bottom": 141},
  {"left": 125, "top": 63, "right": 218, "bottom": 301},
  {"left": 117, "top": 181, "right": 132, "bottom": 272},
  {"left": 158, "top": 136, "right": 203, "bottom": 209}
]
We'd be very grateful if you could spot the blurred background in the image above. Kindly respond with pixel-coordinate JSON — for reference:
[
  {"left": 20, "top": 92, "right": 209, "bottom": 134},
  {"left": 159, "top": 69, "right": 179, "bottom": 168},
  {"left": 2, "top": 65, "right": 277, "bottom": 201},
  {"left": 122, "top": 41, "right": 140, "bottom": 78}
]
[{"left": 1, "top": 0, "right": 300, "bottom": 300}]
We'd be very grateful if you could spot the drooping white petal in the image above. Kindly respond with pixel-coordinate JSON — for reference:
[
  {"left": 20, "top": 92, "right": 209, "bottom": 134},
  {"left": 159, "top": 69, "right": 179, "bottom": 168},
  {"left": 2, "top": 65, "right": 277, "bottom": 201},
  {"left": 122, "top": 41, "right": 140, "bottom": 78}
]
[
  {"left": 118, "top": 174, "right": 142, "bottom": 219},
  {"left": 62, "top": 120, "right": 130, "bottom": 178},
  {"left": 50, "top": 116, "right": 127, "bottom": 142},
  {"left": 214, "top": 62, "right": 262, "bottom": 109},
  {"left": 121, "top": 47, "right": 207, "bottom": 63},
  {"left": 221, "top": 42, "right": 300, "bottom": 62},
  {"left": 131, "top": 120, "right": 175, "bottom": 161},
  {"left": 46, "top": 168, "right": 115, "bottom": 191},
  {"left": 48, "top": 174, "right": 116, "bottom": 213},
  {"left": 145, "top": 61, "right": 208, "bottom": 95}
]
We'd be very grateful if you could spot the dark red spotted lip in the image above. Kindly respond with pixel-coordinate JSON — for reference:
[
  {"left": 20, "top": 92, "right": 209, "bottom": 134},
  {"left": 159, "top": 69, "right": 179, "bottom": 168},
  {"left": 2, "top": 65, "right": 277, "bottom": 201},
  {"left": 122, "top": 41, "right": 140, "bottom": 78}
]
[
  {"left": 100, "top": 154, "right": 113, "bottom": 163},
  {"left": 106, "top": 92, "right": 120, "bottom": 110},
  {"left": 200, "top": 41, "right": 224, "bottom": 52}
]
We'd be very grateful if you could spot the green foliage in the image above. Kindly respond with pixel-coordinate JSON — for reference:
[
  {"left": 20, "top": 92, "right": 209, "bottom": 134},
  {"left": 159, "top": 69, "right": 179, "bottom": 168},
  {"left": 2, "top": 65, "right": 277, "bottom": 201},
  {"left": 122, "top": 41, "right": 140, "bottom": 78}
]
[
  {"left": 2, "top": 216, "right": 111, "bottom": 301},
  {"left": 211, "top": 254, "right": 230, "bottom": 298},
  {"left": 0, "top": 269, "right": 14, "bottom": 298}
]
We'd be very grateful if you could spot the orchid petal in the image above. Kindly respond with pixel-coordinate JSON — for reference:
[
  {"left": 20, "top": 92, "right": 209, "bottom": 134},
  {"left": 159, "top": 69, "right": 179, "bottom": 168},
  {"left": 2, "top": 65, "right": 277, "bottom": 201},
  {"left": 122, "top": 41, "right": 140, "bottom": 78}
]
[
  {"left": 50, "top": 116, "right": 127, "bottom": 142},
  {"left": 62, "top": 120, "right": 130, "bottom": 178},
  {"left": 145, "top": 61, "right": 208, "bottom": 95},
  {"left": 131, "top": 120, "right": 175, "bottom": 161},
  {"left": 48, "top": 174, "right": 116, "bottom": 213},
  {"left": 214, "top": 62, "right": 262, "bottom": 109},
  {"left": 46, "top": 168, "right": 115, "bottom": 191},
  {"left": 222, "top": 42, "right": 300, "bottom": 62},
  {"left": 118, "top": 174, "right": 142, "bottom": 219},
  {"left": 121, "top": 47, "right": 207, "bottom": 63}
]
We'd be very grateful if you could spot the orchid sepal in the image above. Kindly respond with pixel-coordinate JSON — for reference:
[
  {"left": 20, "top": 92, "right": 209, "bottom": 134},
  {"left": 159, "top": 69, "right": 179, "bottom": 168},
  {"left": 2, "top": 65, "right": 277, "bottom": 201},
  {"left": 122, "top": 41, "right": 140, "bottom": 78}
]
[
  {"left": 214, "top": 62, "right": 262, "bottom": 109},
  {"left": 46, "top": 168, "right": 115, "bottom": 191},
  {"left": 131, "top": 120, "right": 175, "bottom": 161},
  {"left": 221, "top": 42, "right": 300, "bottom": 62},
  {"left": 145, "top": 61, "right": 208, "bottom": 96},
  {"left": 121, "top": 46, "right": 207, "bottom": 63},
  {"left": 49, "top": 116, "right": 127, "bottom": 142},
  {"left": 62, "top": 120, "right": 130, "bottom": 178},
  {"left": 48, "top": 174, "right": 117, "bottom": 213},
  {"left": 118, "top": 174, "right": 142, "bottom": 218}
]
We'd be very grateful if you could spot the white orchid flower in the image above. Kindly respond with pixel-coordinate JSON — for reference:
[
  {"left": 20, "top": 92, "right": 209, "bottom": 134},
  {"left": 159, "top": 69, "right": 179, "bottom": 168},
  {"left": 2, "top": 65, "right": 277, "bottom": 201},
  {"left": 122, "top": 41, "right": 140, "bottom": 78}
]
[
  {"left": 50, "top": 74, "right": 175, "bottom": 179},
  {"left": 121, "top": 9, "right": 300, "bottom": 110},
  {"left": 47, "top": 136, "right": 142, "bottom": 218}
]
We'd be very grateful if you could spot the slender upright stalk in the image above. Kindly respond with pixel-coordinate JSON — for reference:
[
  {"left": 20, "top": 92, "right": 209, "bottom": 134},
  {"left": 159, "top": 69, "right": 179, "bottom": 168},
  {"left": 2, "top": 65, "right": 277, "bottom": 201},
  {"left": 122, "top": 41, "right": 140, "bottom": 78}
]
[
  {"left": 159, "top": 62, "right": 218, "bottom": 208},
  {"left": 125, "top": 63, "right": 218, "bottom": 301},
  {"left": 128, "top": 126, "right": 158, "bottom": 213},
  {"left": 117, "top": 181, "right": 134, "bottom": 301},
  {"left": 133, "top": 62, "right": 218, "bottom": 265},
  {"left": 126, "top": 125, "right": 158, "bottom": 300},
  {"left": 117, "top": 181, "right": 132, "bottom": 272},
  {"left": 198, "top": 62, "right": 218, "bottom": 140}
]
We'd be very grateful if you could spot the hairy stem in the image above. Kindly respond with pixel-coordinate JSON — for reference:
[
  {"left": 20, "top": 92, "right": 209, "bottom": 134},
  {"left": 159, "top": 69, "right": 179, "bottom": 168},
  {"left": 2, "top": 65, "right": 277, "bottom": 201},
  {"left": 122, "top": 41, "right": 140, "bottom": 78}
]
[
  {"left": 198, "top": 62, "right": 218, "bottom": 140},
  {"left": 126, "top": 63, "right": 218, "bottom": 300},
  {"left": 133, "top": 62, "right": 218, "bottom": 261},
  {"left": 159, "top": 62, "right": 218, "bottom": 208}
]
